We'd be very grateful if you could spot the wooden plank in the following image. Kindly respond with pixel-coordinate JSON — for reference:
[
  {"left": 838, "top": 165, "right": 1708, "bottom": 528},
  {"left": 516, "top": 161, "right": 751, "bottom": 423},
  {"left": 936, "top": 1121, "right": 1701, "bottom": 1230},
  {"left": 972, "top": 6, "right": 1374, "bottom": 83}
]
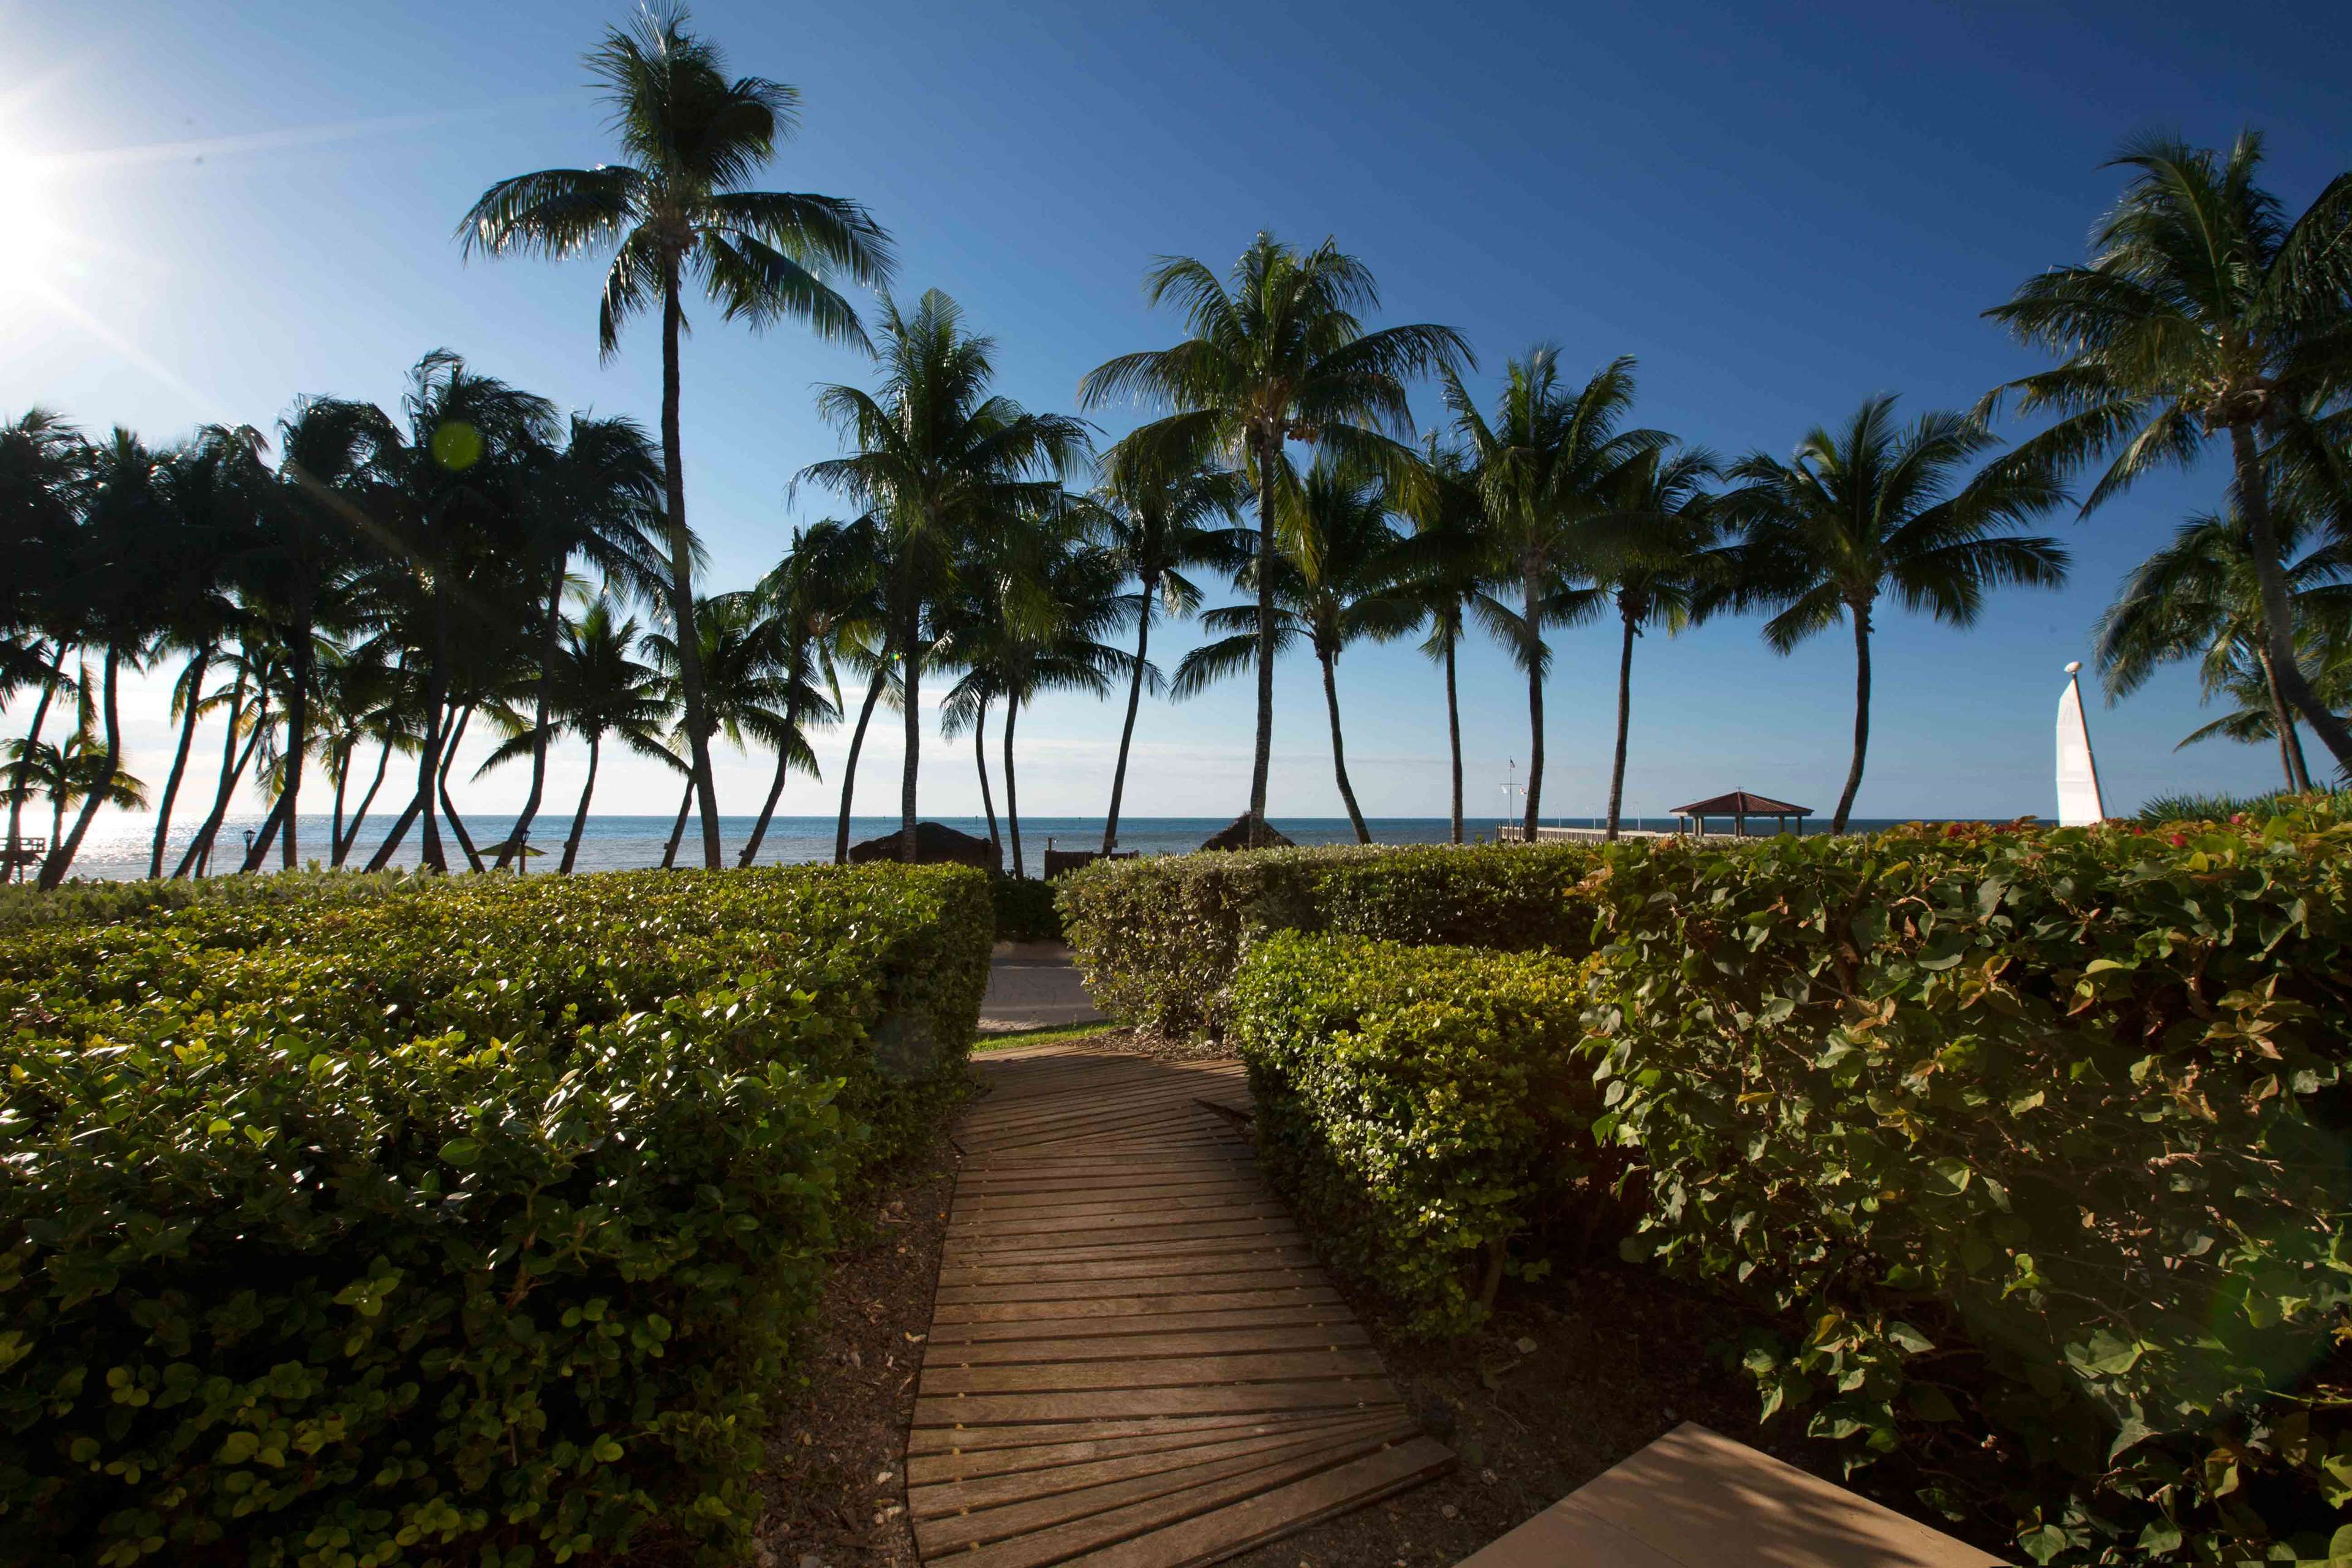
[
  {"left": 907, "top": 1411, "right": 1334, "bottom": 1457},
  {"left": 938, "top": 1322, "right": 1371, "bottom": 1366},
  {"left": 932, "top": 1267, "right": 1321, "bottom": 1304},
  {"left": 1074, "top": 1437, "right": 1455, "bottom": 1568},
  {"left": 911, "top": 1378, "right": 1403, "bottom": 1427},
  {"left": 906, "top": 1412, "right": 1389, "bottom": 1488},
  {"left": 928, "top": 1297, "right": 1349, "bottom": 1337}
]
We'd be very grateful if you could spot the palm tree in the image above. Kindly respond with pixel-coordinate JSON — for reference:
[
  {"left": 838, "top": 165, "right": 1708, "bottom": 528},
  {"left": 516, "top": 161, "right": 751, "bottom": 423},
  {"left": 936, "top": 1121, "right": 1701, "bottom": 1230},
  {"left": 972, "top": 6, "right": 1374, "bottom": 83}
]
[
  {"left": 2174, "top": 655, "right": 2352, "bottom": 772},
  {"left": 1175, "top": 459, "right": 1417, "bottom": 843},
  {"left": 2, "top": 409, "right": 89, "bottom": 863},
  {"left": 1445, "top": 350, "right": 1663, "bottom": 838},
  {"left": 144, "top": 431, "right": 254, "bottom": 878},
  {"left": 1981, "top": 131, "right": 2352, "bottom": 769},
  {"left": 496, "top": 414, "right": 668, "bottom": 869},
  {"left": 1593, "top": 444, "right": 1723, "bottom": 839},
  {"left": 459, "top": 2, "right": 894, "bottom": 869},
  {"left": 799, "top": 289, "right": 1090, "bottom": 862},
  {"left": 643, "top": 590, "right": 792, "bottom": 867},
  {"left": 1079, "top": 235, "right": 1469, "bottom": 845},
  {"left": 737, "top": 535, "right": 844, "bottom": 866},
  {"left": 1093, "top": 450, "right": 1245, "bottom": 852},
  {"left": 7, "top": 694, "right": 147, "bottom": 859},
  {"left": 2095, "top": 505, "right": 2351, "bottom": 791},
  {"left": 1719, "top": 396, "right": 2071, "bottom": 833},
  {"left": 776, "top": 516, "right": 895, "bottom": 865},
  {"left": 172, "top": 639, "right": 274, "bottom": 880},
  {"left": 314, "top": 640, "right": 415, "bottom": 868},
  {"left": 1393, "top": 437, "right": 1493, "bottom": 843}
]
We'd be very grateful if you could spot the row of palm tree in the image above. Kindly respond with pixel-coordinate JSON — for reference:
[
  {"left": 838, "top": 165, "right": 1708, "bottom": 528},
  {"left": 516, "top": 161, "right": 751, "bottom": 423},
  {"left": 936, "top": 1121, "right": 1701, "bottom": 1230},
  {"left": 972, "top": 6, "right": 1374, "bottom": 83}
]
[{"left": 7, "top": 3, "right": 2346, "bottom": 875}]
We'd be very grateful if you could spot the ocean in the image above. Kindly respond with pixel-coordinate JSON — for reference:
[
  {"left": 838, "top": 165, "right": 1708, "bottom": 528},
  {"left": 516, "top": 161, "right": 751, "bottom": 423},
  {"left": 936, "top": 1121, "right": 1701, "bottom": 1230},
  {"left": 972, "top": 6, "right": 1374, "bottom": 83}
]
[{"left": 42, "top": 812, "right": 1992, "bottom": 881}]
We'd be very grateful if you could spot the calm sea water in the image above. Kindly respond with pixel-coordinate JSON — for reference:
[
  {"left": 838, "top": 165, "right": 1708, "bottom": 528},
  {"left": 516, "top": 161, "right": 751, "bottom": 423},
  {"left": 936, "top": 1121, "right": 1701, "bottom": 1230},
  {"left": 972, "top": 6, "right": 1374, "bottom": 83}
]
[{"left": 45, "top": 812, "right": 1986, "bottom": 881}]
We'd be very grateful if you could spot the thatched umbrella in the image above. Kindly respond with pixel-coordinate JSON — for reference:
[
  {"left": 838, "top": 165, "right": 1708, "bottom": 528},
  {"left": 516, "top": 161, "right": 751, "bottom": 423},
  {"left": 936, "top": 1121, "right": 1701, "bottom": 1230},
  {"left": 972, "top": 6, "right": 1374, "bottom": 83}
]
[
  {"left": 848, "top": 821, "right": 1003, "bottom": 871},
  {"left": 1197, "top": 813, "right": 1296, "bottom": 852}
]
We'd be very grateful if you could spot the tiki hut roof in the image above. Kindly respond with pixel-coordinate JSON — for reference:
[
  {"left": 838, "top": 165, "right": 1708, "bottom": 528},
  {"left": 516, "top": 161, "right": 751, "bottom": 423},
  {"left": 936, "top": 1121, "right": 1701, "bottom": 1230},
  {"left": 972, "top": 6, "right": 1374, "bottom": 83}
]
[
  {"left": 1670, "top": 790, "right": 1813, "bottom": 817},
  {"left": 1197, "top": 813, "right": 1297, "bottom": 852},
  {"left": 847, "top": 821, "right": 1002, "bottom": 870}
]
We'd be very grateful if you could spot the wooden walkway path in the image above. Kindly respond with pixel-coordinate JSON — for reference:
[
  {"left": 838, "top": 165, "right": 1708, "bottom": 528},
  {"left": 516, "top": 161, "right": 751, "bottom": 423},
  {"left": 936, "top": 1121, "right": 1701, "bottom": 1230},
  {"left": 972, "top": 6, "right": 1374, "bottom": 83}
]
[{"left": 910, "top": 1043, "right": 1452, "bottom": 1566}]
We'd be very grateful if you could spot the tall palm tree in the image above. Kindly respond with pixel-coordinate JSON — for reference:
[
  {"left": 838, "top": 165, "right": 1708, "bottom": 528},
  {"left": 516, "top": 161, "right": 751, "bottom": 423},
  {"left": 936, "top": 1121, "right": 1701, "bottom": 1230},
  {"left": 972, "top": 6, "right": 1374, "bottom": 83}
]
[
  {"left": 1079, "top": 235, "right": 1469, "bottom": 845},
  {"left": 1593, "top": 444, "right": 1723, "bottom": 839},
  {"left": 314, "top": 641, "right": 415, "bottom": 869},
  {"left": 1175, "top": 459, "right": 1417, "bottom": 844},
  {"left": 497, "top": 414, "right": 668, "bottom": 869},
  {"left": 2, "top": 410, "right": 90, "bottom": 867},
  {"left": 2174, "top": 654, "right": 2352, "bottom": 772},
  {"left": 459, "top": 2, "right": 894, "bottom": 868},
  {"left": 1393, "top": 437, "right": 1493, "bottom": 843},
  {"left": 643, "top": 590, "right": 792, "bottom": 867},
  {"left": 144, "top": 431, "right": 254, "bottom": 878},
  {"left": 799, "top": 289, "right": 1090, "bottom": 862},
  {"left": 737, "top": 536, "right": 844, "bottom": 866},
  {"left": 1445, "top": 350, "right": 1663, "bottom": 838},
  {"left": 2095, "top": 505, "right": 2351, "bottom": 791},
  {"left": 776, "top": 516, "right": 895, "bottom": 865},
  {"left": 1092, "top": 450, "right": 1245, "bottom": 852},
  {"left": 1981, "top": 131, "right": 2352, "bottom": 768},
  {"left": 1719, "top": 396, "right": 2071, "bottom": 833},
  {"left": 172, "top": 639, "right": 273, "bottom": 880}
]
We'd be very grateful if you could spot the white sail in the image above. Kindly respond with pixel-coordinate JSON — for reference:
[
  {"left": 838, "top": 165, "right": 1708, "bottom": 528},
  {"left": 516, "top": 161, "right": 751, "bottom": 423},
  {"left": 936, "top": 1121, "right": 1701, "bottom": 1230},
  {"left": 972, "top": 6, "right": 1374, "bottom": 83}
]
[{"left": 2055, "top": 664, "right": 2106, "bottom": 826}]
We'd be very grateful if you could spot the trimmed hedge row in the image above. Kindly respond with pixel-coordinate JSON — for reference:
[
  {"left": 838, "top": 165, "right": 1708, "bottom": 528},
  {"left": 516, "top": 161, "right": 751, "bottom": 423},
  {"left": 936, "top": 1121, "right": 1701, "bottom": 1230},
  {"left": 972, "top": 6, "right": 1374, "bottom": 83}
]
[
  {"left": 1057, "top": 842, "right": 1604, "bottom": 1039},
  {"left": 989, "top": 875, "right": 1064, "bottom": 943},
  {"left": 0, "top": 865, "right": 991, "bottom": 1568},
  {"left": 1581, "top": 813, "right": 2352, "bottom": 1565},
  {"left": 1232, "top": 933, "right": 1604, "bottom": 1336}
]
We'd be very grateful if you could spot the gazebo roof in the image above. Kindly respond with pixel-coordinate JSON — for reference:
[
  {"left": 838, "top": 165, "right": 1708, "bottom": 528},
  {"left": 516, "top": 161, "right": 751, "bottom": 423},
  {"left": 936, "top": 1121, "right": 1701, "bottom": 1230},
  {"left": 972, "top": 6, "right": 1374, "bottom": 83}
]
[{"left": 1671, "top": 790, "right": 1813, "bottom": 817}]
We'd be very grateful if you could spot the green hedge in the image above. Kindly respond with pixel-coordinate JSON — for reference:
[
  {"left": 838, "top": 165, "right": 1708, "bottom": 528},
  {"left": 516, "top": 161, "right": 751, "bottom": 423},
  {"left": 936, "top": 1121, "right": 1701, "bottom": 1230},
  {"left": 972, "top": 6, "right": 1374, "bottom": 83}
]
[
  {"left": 1232, "top": 933, "right": 1604, "bottom": 1337},
  {"left": 1059, "top": 842, "right": 1604, "bottom": 1039},
  {"left": 1583, "top": 811, "right": 2352, "bottom": 1565},
  {"left": 0, "top": 865, "right": 990, "bottom": 1568},
  {"left": 989, "top": 875, "right": 1063, "bottom": 943}
]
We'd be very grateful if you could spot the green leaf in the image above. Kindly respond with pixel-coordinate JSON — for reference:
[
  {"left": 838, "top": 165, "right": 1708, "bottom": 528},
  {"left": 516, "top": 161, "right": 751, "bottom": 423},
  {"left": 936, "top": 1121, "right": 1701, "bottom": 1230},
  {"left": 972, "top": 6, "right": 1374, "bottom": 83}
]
[
  {"left": 437, "top": 1137, "right": 481, "bottom": 1167},
  {"left": 1923, "top": 1158, "right": 1972, "bottom": 1196}
]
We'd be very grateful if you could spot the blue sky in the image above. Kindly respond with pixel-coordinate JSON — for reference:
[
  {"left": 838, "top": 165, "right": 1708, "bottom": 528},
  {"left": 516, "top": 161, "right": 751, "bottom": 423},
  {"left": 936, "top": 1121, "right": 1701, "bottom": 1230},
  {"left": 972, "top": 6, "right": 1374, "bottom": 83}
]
[{"left": 7, "top": 0, "right": 2347, "bottom": 833}]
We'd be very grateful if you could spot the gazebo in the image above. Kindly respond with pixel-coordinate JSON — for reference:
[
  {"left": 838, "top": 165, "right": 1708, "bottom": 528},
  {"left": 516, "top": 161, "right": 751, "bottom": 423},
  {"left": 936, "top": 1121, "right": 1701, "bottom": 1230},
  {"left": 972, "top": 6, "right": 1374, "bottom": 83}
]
[{"left": 1671, "top": 789, "right": 1812, "bottom": 839}]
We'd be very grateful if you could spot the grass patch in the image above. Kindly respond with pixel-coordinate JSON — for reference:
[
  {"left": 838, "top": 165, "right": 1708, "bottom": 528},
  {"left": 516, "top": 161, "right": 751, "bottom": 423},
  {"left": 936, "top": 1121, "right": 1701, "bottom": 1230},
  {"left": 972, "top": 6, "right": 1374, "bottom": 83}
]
[{"left": 974, "top": 1022, "right": 1120, "bottom": 1051}]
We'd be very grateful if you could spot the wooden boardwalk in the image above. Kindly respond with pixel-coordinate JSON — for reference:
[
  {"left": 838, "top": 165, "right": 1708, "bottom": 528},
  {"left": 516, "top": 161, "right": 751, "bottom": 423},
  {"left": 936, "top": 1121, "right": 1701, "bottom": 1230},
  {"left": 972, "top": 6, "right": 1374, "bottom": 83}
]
[{"left": 910, "top": 1043, "right": 1452, "bottom": 1566}]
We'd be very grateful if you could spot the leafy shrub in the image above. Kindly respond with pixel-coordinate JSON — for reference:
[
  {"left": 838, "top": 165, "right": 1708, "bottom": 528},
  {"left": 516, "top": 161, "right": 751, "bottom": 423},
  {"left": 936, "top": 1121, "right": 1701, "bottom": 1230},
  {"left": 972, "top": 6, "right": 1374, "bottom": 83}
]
[
  {"left": 1232, "top": 932, "right": 1605, "bottom": 1336},
  {"left": 1060, "top": 842, "right": 1602, "bottom": 1039},
  {"left": 990, "top": 875, "right": 1063, "bottom": 943},
  {"left": 1582, "top": 809, "right": 2352, "bottom": 1564},
  {"left": 0, "top": 869, "right": 412, "bottom": 935},
  {"left": 2136, "top": 785, "right": 2352, "bottom": 826},
  {"left": 0, "top": 864, "right": 990, "bottom": 1568}
]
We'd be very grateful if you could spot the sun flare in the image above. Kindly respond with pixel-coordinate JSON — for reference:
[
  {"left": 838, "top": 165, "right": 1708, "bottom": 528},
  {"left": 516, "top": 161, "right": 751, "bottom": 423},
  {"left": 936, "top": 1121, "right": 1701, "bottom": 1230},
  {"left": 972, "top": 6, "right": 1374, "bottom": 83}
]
[{"left": 0, "top": 143, "right": 64, "bottom": 301}]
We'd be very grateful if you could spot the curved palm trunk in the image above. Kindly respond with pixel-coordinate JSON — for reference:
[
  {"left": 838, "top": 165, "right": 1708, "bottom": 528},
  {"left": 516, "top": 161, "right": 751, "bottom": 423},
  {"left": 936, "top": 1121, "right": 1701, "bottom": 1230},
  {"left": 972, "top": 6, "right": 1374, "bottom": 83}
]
[
  {"left": 2286, "top": 721, "right": 2314, "bottom": 794},
  {"left": 561, "top": 735, "right": 601, "bottom": 874},
  {"left": 1442, "top": 625, "right": 1463, "bottom": 845},
  {"left": 2235, "top": 424, "right": 2352, "bottom": 771},
  {"left": 2254, "top": 645, "right": 2312, "bottom": 792},
  {"left": 661, "top": 773, "right": 695, "bottom": 869},
  {"left": 739, "top": 724, "right": 798, "bottom": 869},
  {"left": 659, "top": 267, "right": 722, "bottom": 869},
  {"left": 1318, "top": 649, "right": 1370, "bottom": 845},
  {"left": 336, "top": 737, "right": 393, "bottom": 867},
  {"left": 835, "top": 662, "right": 888, "bottom": 864},
  {"left": 1833, "top": 605, "right": 1872, "bottom": 835},
  {"left": 973, "top": 699, "right": 1000, "bottom": 868},
  {"left": 1522, "top": 566, "right": 1545, "bottom": 837},
  {"left": 177, "top": 666, "right": 259, "bottom": 878},
  {"left": 1002, "top": 695, "right": 1023, "bottom": 878},
  {"left": 6, "top": 642, "right": 67, "bottom": 862},
  {"left": 1248, "top": 435, "right": 1278, "bottom": 846},
  {"left": 149, "top": 649, "right": 210, "bottom": 878},
  {"left": 1103, "top": 598, "right": 1151, "bottom": 853},
  {"left": 1605, "top": 612, "right": 1637, "bottom": 840},
  {"left": 499, "top": 568, "right": 565, "bottom": 870},
  {"left": 437, "top": 705, "right": 484, "bottom": 872},
  {"left": 277, "top": 619, "right": 312, "bottom": 869},
  {"left": 39, "top": 644, "right": 121, "bottom": 889},
  {"left": 899, "top": 580, "right": 922, "bottom": 864},
  {"left": 368, "top": 655, "right": 448, "bottom": 875}
]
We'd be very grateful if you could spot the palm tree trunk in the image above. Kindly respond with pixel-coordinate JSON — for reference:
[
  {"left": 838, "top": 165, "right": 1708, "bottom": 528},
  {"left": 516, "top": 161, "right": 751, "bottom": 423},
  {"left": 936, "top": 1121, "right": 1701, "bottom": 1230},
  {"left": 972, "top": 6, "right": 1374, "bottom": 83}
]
[
  {"left": 974, "top": 698, "right": 1000, "bottom": 868},
  {"left": 1104, "top": 599, "right": 1151, "bottom": 853},
  {"left": 1523, "top": 567, "right": 1545, "bottom": 837},
  {"left": 1248, "top": 434, "right": 1278, "bottom": 846},
  {"left": 277, "top": 613, "right": 312, "bottom": 869},
  {"left": 561, "top": 735, "right": 600, "bottom": 874},
  {"left": 662, "top": 774, "right": 695, "bottom": 869},
  {"left": 739, "top": 710, "right": 797, "bottom": 868},
  {"left": 39, "top": 643, "right": 120, "bottom": 889},
  {"left": 149, "top": 649, "right": 210, "bottom": 878},
  {"left": 661, "top": 265, "right": 722, "bottom": 870},
  {"left": 1319, "top": 650, "right": 1370, "bottom": 845},
  {"left": 330, "top": 743, "right": 351, "bottom": 860},
  {"left": 1605, "top": 611, "right": 1637, "bottom": 841},
  {"left": 2286, "top": 720, "right": 2315, "bottom": 794},
  {"left": 2254, "top": 645, "right": 2312, "bottom": 793},
  {"left": 336, "top": 735, "right": 393, "bottom": 867},
  {"left": 2234, "top": 423, "right": 2352, "bottom": 769},
  {"left": 1002, "top": 694, "right": 1023, "bottom": 879},
  {"left": 437, "top": 705, "right": 484, "bottom": 873},
  {"left": 6, "top": 641, "right": 66, "bottom": 861},
  {"left": 900, "top": 571, "right": 922, "bottom": 864},
  {"left": 499, "top": 568, "right": 564, "bottom": 870},
  {"left": 1833, "top": 605, "right": 1872, "bottom": 835},
  {"left": 409, "top": 617, "right": 449, "bottom": 873},
  {"left": 836, "top": 662, "right": 887, "bottom": 864},
  {"left": 176, "top": 663, "right": 258, "bottom": 878},
  {"left": 1442, "top": 626, "right": 1463, "bottom": 845}
]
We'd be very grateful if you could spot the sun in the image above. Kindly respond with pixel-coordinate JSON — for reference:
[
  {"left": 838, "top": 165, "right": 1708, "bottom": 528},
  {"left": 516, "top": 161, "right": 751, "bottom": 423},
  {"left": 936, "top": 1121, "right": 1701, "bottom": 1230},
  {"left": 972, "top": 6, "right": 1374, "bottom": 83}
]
[{"left": 0, "top": 143, "right": 64, "bottom": 303}]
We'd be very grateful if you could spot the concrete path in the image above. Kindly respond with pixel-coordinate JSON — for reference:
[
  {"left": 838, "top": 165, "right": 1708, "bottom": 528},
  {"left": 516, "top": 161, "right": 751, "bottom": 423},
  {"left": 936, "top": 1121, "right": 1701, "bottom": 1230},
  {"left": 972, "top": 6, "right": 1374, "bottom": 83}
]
[{"left": 979, "top": 941, "right": 1107, "bottom": 1033}]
